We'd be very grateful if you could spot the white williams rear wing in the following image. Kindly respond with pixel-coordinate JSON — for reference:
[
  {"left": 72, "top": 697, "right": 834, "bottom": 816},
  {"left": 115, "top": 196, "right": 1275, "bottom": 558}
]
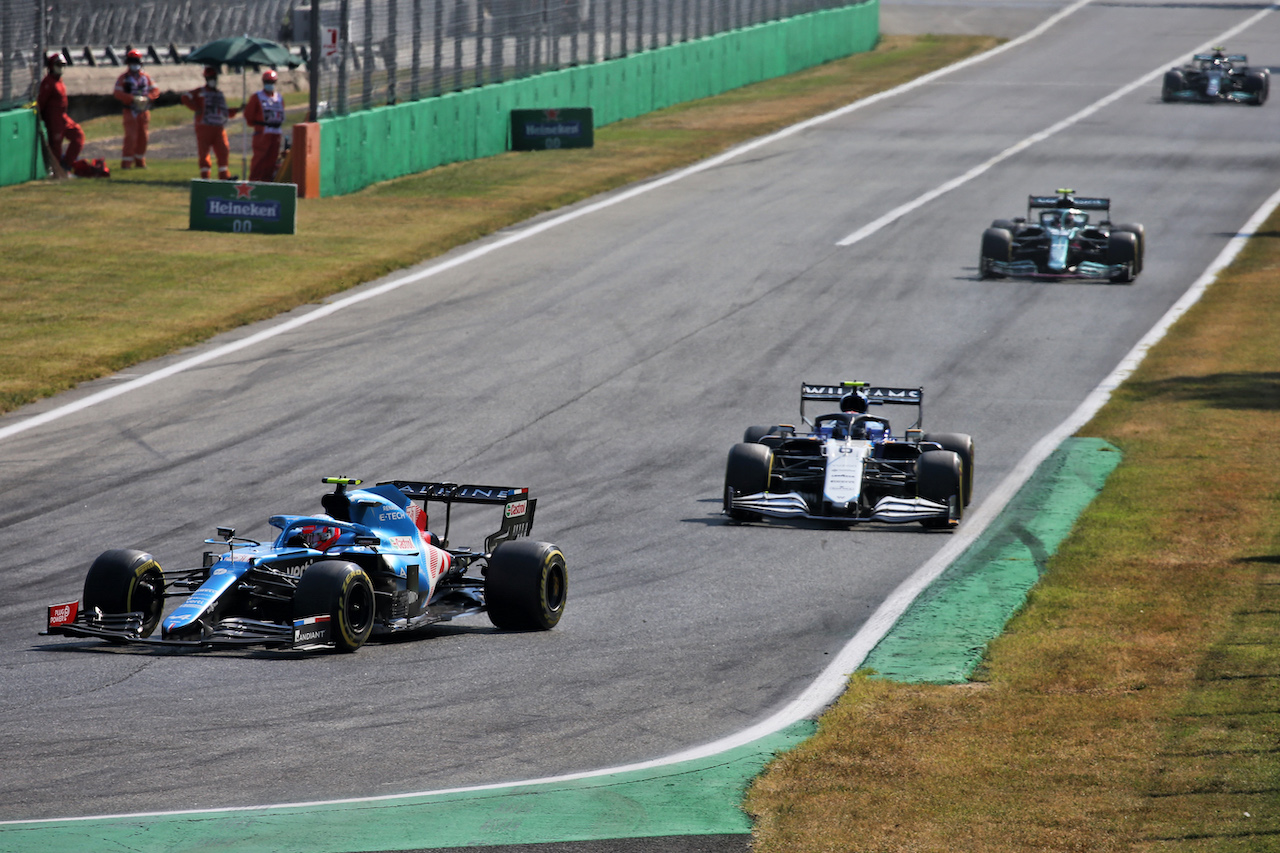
[{"left": 799, "top": 381, "right": 923, "bottom": 429}]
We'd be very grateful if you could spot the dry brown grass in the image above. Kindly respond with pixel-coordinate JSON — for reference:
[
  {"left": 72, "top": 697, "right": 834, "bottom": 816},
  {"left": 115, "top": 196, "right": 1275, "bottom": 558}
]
[{"left": 744, "top": 223, "right": 1280, "bottom": 849}]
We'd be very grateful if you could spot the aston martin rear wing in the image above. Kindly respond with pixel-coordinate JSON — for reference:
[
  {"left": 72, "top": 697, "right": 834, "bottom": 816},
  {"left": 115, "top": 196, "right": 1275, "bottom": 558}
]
[
  {"left": 1193, "top": 52, "right": 1246, "bottom": 62},
  {"left": 799, "top": 381, "right": 923, "bottom": 429},
  {"left": 381, "top": 481, "right": 536, "bottom": 551},
  {"left": 1028, "top": 194, "right": 1110, "bottom": 212}
]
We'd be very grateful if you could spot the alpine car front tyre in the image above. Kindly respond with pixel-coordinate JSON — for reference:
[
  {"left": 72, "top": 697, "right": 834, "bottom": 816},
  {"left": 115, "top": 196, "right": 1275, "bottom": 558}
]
[
  {"left": 295, "top": 561, "right": 375, "bottom": 652},
  {"left": 485, "top": 540, "right": 568, "bottom": 631},
  {"left": 83, "top": 549, "right": 165, "bottom": 638},
  {"left": 724, "top": 442, "right": 773, "bottom": 522}
]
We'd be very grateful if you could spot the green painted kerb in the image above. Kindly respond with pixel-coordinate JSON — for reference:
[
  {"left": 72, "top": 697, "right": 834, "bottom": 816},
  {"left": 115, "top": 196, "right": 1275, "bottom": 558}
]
[
  {"left": 863, "top": 437, "right": 1122, "bottom": 684},
  {"left": 0, "top": 721, "right": 814, "bottom": 853}
]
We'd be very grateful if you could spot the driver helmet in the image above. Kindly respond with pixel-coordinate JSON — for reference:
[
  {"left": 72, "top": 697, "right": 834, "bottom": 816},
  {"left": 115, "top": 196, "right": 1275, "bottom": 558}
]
[
  {"left": 295, "top": 524, "right": 340, "bottom": 551},
  {"left": 1062, "top": 212, "right": 1076, "bottom": 227},
  {"left": 839, "top": 392, "right": 868, "bottom": 414}
]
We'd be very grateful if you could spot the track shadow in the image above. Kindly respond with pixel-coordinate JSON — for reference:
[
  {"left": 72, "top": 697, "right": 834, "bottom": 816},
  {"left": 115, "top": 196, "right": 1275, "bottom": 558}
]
[{"left": 1124, "top": 372, "right": 1280, "bottom": 411}]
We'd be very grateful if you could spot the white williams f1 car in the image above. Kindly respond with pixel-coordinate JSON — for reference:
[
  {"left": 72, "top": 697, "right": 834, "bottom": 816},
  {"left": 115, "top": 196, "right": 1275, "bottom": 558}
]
[{"left": 723, "top": 382, "right": 974, "bottom": 529}]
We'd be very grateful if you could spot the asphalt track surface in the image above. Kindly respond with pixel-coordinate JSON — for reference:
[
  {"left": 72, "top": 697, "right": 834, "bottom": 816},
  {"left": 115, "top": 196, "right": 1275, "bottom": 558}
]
[{"left": 3, "top": 1, "right": 1280, "bottom": 849}]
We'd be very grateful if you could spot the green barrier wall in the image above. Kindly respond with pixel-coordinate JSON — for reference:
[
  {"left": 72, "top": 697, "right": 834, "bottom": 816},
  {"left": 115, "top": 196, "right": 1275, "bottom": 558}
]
[
  {"left": 0, "top": 108, "right": 40, "bottom": 188},
  {"left": 320, "top": 0, "right": 878, "bottom": 196}
]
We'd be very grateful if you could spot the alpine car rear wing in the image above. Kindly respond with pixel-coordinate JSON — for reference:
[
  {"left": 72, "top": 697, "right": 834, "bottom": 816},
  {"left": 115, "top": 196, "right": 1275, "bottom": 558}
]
[
  {"left": 380, "top": 481, "right": 536, "bottom": 551},
  {"left": 799, "top": 381, "right": 923, "bottom": 429}
]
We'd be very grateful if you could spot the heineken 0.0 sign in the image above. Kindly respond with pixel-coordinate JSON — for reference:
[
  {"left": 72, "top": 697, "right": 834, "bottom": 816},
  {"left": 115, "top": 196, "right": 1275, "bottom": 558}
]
[
  {"left": 189, "top": 179, "right": 297, "bottom": 234},
  {"left": 510, "top": 108, "right": 594, "bottom": 151}
]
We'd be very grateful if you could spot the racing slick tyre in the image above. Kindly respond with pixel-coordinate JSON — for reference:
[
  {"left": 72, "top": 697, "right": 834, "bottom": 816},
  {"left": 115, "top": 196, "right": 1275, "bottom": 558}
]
[
  {"left": 1106, "top": 231, "right": 1138, "bottom": 283},
  {"left": 724, "top": 442, "right": 773, "bottom": 522},
  {"left": 922, "top": 432, "right": 975, "bottom": 506},
  {"left": 979, "top": 227, "right": 1012, "bottom": 279},
  {"left": 1242, "top": 69, "right": 1269, "bottom": 104},
  {"left": 1112, "top": 223, "right": 1145, "bottom": 274},
  {"left": 990, "top": 219, "right": 1019, "bottom": 233},
  {"left": 1161, "top": 69, "right": 1187, "bottom": 102},
  {"left": 83, "top": 549, "right": 165, "bottom": 638},
  {"left": 916, "top": 450, "right": 964, "bottom": 529},
  {"left": 294, "top": 561, "right": 375, "bottom": 652},
  {"left": 485, "top": 540, "right": 568, "bottom": 631},
  {"left": 743, "top": 425, "right": 789, "bottom": 443}
]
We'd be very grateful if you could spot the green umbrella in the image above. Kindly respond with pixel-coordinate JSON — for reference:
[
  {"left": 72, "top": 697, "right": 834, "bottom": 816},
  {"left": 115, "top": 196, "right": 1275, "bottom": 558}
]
[
  {"left": 183, "top": 36, "right": 301, "bottom": 180},
  {"left": 184, "top": 35, "right": 302, "bottom": 69}
]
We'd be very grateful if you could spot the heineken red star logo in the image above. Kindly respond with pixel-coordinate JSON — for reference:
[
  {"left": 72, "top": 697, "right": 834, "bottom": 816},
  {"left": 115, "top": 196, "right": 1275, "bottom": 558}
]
[
  {"left": 545, "top": 109, "right": 558, "bottom": 119},
  {"left": 235, "top": 182, "right": 254, "bottom": 199}
]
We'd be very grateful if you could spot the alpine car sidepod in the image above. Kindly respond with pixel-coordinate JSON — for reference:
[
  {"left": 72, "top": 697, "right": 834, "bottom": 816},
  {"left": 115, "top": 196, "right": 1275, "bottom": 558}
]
[
  {"left": 979, "top": 189, "right": 1145, "bottom": 283},
  {"left": 43, "top": 477, "right": 567, "bottom": 652},
  {"left": 1162, "top": 47, "right": 1269, "bottom": 105},
  {"left": 723, "top": 382, "right": 974, "bottom": 529}
]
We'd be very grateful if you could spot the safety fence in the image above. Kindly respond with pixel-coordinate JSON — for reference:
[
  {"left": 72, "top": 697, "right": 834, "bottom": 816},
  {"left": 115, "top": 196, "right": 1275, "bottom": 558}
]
[{"left": 318, "top": 1, "right": 878, "bottom": 195}]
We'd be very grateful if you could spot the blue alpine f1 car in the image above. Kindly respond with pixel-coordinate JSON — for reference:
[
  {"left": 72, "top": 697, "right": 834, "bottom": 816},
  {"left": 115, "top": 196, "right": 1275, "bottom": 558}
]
[
  {"left": 723, "top": 382, "right": 974, "bottom": 529},
  {"left": 44, "top": 477, "right": 567, "bottom": 652},
  {"left": 979, "top": 190, "right": 1145, "bottom": 283}
]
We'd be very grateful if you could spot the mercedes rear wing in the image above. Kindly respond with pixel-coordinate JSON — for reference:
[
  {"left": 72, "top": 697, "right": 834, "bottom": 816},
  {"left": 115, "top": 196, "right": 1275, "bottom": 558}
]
[
  {"left": 381, "top": 481, "right": 536, "bottom": 551},
  {"left": 799, "top": 381, "right": 923, "bottom": 429}
]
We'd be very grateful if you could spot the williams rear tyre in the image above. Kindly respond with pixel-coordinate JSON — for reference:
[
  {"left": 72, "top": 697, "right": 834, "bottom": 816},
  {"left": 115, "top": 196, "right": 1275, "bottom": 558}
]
[
  {"left": 743, "top": 425, "right": 783, "bottom": 443},
  {"left": 916, "top": 450, "right": 964, "bottom": 529},
  {"left": 485, "top": 540, "right": 568, "bottom": 631},
  {"left": 294, "top": 561, "right": 375, "bottom": 652},
  {"left": 1107, "top": 231, "right": 1138, "bottom": 283},
  {"left": 980, "top": 227, "right": 1012, "bottom": 279},
  {"left": 724, "top": 442, "right": 773, "bottom": 522},
  {"left": 922, "top": 432, "right": 975, "bottom": 506},
  {"left": 83, "top": 549, "right": 165, "bottom": 638}
]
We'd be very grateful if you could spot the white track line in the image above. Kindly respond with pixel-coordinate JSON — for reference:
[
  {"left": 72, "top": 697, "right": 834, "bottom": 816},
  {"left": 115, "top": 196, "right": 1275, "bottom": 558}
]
[
  {"left": 837, "top": 4, "right": 1280, "bottom": 247},
  {"left": 0, "top": 0, "right": 1095, "bottom": 446},
  {"left": 10, "top": 0, "right": 1280, "bottom": 828}
]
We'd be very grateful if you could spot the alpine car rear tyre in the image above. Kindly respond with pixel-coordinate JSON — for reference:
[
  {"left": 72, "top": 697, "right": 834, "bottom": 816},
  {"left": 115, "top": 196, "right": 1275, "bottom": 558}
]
[
  {"left": 485, "top": 540, "right": 568, "bottom": 631},
  {"left": 916, "top": 450, "right": 964, "bottom": 529},
  {"left": 923, "top": 432, "right": 975, "bottom": 506},
  {"left": 1107, "top": 231, "right": 1138, "bottom": 283},
  {"left": 980, "top": 227, "right": 1012, "bottom": 279},
  {"left": 724, "top": 442, "right": 773, "bottom": 522},
  {"left": 294, "top": 561, "right": 375, "bottom": 652},
  {"left": 83, "top": 549, "right": 165, "bottom": 638}
]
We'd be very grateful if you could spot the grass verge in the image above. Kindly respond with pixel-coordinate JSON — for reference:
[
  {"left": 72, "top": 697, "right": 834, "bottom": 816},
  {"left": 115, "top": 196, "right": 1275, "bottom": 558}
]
[
  {"left": 0, "top": 34, "right": 995, "bottom": 416},
  {"left": 743, "top": 221, "right": 1280, "bottom": 848}
]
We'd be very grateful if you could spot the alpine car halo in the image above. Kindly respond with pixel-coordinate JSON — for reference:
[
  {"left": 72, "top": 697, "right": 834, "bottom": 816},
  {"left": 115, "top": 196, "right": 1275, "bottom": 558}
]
[
  {"left": 1162, "top": 47, "right": 1269, "bottom": 105},
  {"left": 979, "top": 189, "right": 1145, "bottom": 283},
  {"left": 43, "top": 477, "right": 567, "bottom": 652},
  {"left": 723, "top": 382, "right": 974, "bottom": 529}
]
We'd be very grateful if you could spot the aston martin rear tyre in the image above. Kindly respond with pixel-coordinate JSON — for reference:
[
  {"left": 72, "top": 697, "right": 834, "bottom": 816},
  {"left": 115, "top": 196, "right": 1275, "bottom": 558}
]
[
  {"left": 83, "top": 549, "right": 165, "bottom": 638},
  {"left": 295, "top": 561, "right": 375, "bottom": 652},
  {"left": 485, "top": 540, "right": 568, "bottom": 631}
]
